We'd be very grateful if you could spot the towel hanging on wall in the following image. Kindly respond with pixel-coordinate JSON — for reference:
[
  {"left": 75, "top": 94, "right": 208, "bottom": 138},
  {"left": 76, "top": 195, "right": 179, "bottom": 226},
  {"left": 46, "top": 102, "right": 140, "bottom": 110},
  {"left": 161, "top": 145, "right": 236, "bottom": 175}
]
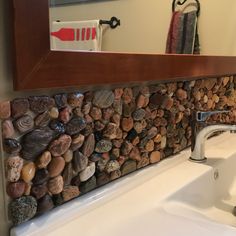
[
  {"left": 166, "top": 0, "right": 200, "bottom": 54},
  {"left": 51, "top": 20, "right": 103, "bottom": 51}
]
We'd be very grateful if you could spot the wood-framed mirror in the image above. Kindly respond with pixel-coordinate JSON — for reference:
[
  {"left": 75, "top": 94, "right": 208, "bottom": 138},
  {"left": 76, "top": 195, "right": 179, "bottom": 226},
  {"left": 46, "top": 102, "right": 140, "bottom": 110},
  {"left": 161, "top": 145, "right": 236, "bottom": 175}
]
[{"left": 11, "top": 0, "right": 236, "bottom": 91}]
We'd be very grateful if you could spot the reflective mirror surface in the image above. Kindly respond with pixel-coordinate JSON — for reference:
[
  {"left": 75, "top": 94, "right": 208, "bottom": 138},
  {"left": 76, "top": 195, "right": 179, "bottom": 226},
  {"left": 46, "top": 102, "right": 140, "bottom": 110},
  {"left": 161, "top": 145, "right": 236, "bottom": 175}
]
[{"left": 49, "top": 0, "right": 236, "bottom": 55}]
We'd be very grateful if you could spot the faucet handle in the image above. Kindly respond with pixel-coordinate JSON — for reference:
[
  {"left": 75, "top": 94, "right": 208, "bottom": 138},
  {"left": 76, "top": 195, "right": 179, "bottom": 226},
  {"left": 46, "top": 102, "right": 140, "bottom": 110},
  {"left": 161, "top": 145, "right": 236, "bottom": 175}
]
[{"left": 196, "top": 110, "right": 230, "bottom": 122}]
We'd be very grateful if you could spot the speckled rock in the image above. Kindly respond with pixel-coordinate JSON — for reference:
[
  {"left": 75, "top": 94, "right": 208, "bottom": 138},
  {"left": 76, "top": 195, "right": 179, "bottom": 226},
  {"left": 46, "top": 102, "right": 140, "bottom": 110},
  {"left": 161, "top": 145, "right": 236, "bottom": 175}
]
[
  {"left": 121, "top": 140, "right": 133, "bottom": 156},
  {"left": 0, "top": 100, "right": 11, "bottom": 119},
  {"left": 6, "top": 181, "right": 26, "bottom": 199},
  {"left": 132, "top": 109, "right": 146, "bottom": 121},
  {"left": 105, "top": 160, "right": 120, "bottom": 174},
  {"left": 14, "top": 115, "right": 34, "bottom": 133},
  {"left": 62, "top": 186, "right": 80, "bottom": 202},
  {"left": 29, "top": 96, "right": 54, "bottom": 114},
  {"left": 96, "top": 172, "right": 110, "bottom": 187},
  {"left": 37, "top": 194, "right": 54, "bottom": 215},
  {"left": 80, "top": 176, "right": 97, "bottom": 193},
  {"left": 70, "top": 134, "right": 85, "bottom": 151},
  {"left": 92, "top": 90, "right": 114, "bottom": 108},
  {"left": 49, "top": 134, "right": 72, "bottom": 157},
  {"left": 32, "top": 169, "right": 49, "bottom": 185},
  {"left": 11, "top": 98, "right": 29, "bottom": 118},
  {"left": 48, "top": 156, "right": 65, "bottom": 178},
  {"left": 36, "top": 151, "right": 52, "bottom": 169},
  {"left": 9, "top": 196, "right": 37, "bottom": 225},
  {"left": 31, "top": 183, "right": 48, "bottom": 200},
  {"left": 121, "top": 160, "right": 137, "bottom": 176},
  {"left": 3, "top": 138, "right": 21, "bottom": 154},
  {"left": 34, "top": 111, "right": 51, "bottom": 127},
  {"left": 103, "top": 123, "right": 118, "bottom": 139},
  {"left": 67, "top": 92, "right": 84, "bottom": 108},
  {"left": 81, "top": 133, "right": 95, "bottom": 158},
  {"left": 110, "top": 170, "right": 122, "bottom": 180},
  {"left": 2, "top": 120, "right": 15, "bottom": 138},
  {"left": 6, "top": 156, "right": 23, "bottom": 182},
  {"left": 79, "top": 162, "right": 96, "bottom": 182},
  {"left": 48, "top": 175, "right": 64, "bottom": 195},
  {"left": 72, "top": 150, "right": 88, "bottom": 173},
  {"left": 54, "top": 93, "right": 67, "bottom": 109},
  {"left": 95, "top": 139, "right": 112, "bottom": 153},
  {"left": 66, "top": 117, "right": 86, "bottom": 135},
  {"left": 49, "top": 120, "right": 65, "bottom": 134},
  {"left": 21, "top": 162, "right": 36, "bottom": 183},
  {"left": 21, "top": 128, "right": 55, "bottom": 161}
]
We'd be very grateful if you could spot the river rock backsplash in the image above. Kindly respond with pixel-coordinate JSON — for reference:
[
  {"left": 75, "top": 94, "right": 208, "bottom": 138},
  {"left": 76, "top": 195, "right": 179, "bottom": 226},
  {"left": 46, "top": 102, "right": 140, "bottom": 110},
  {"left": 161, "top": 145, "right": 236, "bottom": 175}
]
[{"left": 1, "top": 77, "right": 236, "bottom": 225}]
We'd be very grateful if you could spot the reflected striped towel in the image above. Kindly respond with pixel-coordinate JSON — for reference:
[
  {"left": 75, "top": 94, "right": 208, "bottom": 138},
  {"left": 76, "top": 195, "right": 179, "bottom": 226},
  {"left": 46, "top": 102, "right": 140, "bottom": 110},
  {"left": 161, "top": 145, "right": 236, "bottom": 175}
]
[
  {"left": 51, "top": 20, "right": 103, "bottom": 51},
  {"left": 166, "top": 10, "right": 199, "bottom": 54}
]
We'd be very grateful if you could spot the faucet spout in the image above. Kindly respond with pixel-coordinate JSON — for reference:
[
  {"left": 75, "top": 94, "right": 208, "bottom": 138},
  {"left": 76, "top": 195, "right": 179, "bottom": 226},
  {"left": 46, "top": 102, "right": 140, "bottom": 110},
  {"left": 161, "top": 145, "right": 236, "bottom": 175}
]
[{"left": 190, "top": 124, "right": 236, "bottom": 163}]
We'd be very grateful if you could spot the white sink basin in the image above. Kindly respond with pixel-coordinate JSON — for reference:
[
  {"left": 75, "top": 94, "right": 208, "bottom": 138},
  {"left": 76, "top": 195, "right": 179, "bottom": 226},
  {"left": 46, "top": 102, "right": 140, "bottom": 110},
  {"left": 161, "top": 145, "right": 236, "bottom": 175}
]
[{"left": 164, "top": 136, "right": 236, "bottom": 228}]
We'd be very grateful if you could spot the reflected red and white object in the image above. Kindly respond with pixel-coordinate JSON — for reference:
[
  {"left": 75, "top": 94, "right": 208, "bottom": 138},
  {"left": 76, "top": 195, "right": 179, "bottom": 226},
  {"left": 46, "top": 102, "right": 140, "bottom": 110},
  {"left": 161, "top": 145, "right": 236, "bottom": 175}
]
[{"left": 51, "top": 27, "right": 97, "bottom": 41}]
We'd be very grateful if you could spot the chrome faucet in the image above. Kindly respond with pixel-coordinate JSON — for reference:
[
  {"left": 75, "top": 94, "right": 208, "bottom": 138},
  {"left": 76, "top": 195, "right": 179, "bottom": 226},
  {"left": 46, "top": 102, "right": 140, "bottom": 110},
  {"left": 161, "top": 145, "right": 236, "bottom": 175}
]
[{"left": 189, "top": 110, "right": 236, "bottom": 163}]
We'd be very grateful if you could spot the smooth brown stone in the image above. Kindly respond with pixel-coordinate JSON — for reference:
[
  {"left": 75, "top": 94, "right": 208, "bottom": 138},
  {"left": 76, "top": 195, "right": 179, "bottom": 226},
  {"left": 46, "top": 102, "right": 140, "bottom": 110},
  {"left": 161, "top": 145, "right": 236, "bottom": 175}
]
[
  {"left": 59, "top": 107, "right": 72, "bottom": 124},
  {"left": 72, "top": 150, "right": 88, "bottom": 173},
  {"left": 71, "top": 175, "right": 81, "bottom": 187},
  {"left": 67, "top": 92, "right": 84, "bottom": 108},
  {"left": 31, "top": 183, "right": 48, "bottom": 199},
  {"left": 150, "top": 151, "right": 161, "bottom": 164},
  {"left": 63, "top": 149, "right": 73, "bottom": 163},
  {"left": 93, "top": 90, "right": 114, "bottom": 109},
  {"left": 82, "top": 134, "right": 95, "bottom": 157},
  {"left": 11, "top": 98, "right": 29, "bottom": 118},
  {"left": 49, "top": 134, "right": 72, "bottom": 157},
  {"left": 14, "top": 115, "right": 34, "bottom": 133},
  {"left": 0, "top": 101, "right": 11, "bottom": 119},
  {"left": 66, "top": 117, "right": 86, "bottom": 135},
  {"left": 48, "top": 156, "right": 65, "bottom": 178},
  {"left": 122, "top": 88, "right": 133, "bottom": 104},
  {"left": 123, "top": 101, "right": 136, "bottom": 118},
  {"left": 2, "top": 120, "right": 15, "bottom": 138},
  {"left": 37, "top": 151, "right": 52, "bottom": 169},
  {"left": 147, "top": 127, "right": 158, "bottom": 139},
  {"left": 62, "top": 186, "right": 80, "bottom": 202},
  {"left": 136, "top": 94, "right": 149, "bottom": 108},
  {"left": 102, "top": 107, "right": 114, "bottom": 120},
  {"left": 34, "top": 111, "right": 51, "bottom": 127},
  {"left": 149, "top": 93, "right": 165, "bottom": 108},
  {"left": 121, "top": 160, "right": 137, "bottom": 176},
  {"left": 29, "top": 96, "right": 55, "bottom": 114},
  {"left": 137, "top": 157, "right": 150, "bottom": 169},
  {"left": 114, "top": 88, "right": 124, "bottom": 99},
  {"left": 62, "top": 162, "right": 74, "bottom": 186},
  {"left": 6, "top": 181, "right": 26, "bottom": 199},
  {"left": 70, "top": 134, "right": 85, "bottom": 151},
  {"left": 21, "top": 162, "right": 36, "bottom": 183},
  {"left": 82, "top": 102, "right": 92, "bottom": 115},
  {"left": 48, "top": 175, "right": 64, "bottom": 195},
  {"left": 176, "top": 89, "right": 188, "bottom": 101},
  {"left": 129, "top": 147, "right": 141, "bottom": 161},
  {"left": 37, "top": 194, "right": 54, "bottom": 214},
  {"left": 21, "top": 128, "right": 55, "bottom": 161},
  {"left": 33, "top": 168, "right": 49, "bottom": 185},
  {"left": 204, "top": 78, "right": 217, "bottom": 90},
  {"left": 90, "top": 106, "right": 102, "bottom": 120},
  {"left": 121, "top": 140, "right": 133, "bottom": 156},
  {"left": 111, "top": 113, "right": 121, "bottom": 126},
  {"left": 121, "top": 117, "right": 134, "bottom": 132},
  {"left": 6, "top": 156, "right": 24, "bottom": 182}
]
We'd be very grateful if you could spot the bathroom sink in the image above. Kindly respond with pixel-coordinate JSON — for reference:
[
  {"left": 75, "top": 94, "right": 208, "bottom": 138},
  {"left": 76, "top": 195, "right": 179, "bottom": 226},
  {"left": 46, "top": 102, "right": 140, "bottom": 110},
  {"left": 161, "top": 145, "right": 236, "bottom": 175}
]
[{"left": 163, "top": 149, "right": 236, "bottom": 227}]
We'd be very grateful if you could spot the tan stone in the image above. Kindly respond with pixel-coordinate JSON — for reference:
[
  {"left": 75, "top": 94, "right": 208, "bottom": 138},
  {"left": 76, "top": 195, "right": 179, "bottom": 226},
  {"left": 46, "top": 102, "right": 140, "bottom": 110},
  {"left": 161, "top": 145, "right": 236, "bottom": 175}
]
[
  {"left": 145, "top": 140, "right": 154, "bottom": 152},
  {"left": 0, "top": 101, "right": 11, "bottom": 119},
  {"left": 21, "top": 162, "right": 36, "bottom": 183},
  {"left": 48, "top": 156, "right": 65, "bottom": 178},
  {"left": 150, "top": 151, "right": 161, "bottom": 164},
  {"left": 48, "top": 175, "right": 64, "bottom": 194},
  {"left": 37, "top": 151, "right": 52, "bottom": 169}
]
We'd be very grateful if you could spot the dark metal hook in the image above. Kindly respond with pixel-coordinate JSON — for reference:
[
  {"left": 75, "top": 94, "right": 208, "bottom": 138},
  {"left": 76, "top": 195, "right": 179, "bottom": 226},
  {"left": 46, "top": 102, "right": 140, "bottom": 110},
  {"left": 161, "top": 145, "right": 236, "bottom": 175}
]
[
  {"left": 99, "top": 17, "right": 121, "bottom": 29},
  {"left": 172, "top": 0, "right": 200, "bottom": 16}
]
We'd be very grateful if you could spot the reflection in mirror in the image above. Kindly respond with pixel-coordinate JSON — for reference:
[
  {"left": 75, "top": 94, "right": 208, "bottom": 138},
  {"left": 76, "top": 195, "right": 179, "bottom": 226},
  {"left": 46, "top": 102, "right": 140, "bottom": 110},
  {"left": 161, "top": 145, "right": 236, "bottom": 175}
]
[{"left": 49, "top": 0, "right": 236, "bottom": 55}]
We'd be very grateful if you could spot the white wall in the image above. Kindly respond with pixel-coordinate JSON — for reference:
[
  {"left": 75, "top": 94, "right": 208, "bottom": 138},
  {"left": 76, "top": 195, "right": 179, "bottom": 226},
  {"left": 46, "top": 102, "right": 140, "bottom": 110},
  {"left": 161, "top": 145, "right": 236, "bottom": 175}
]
[{"left": 50, "top": 0, "right": 236, "bottom": 55}]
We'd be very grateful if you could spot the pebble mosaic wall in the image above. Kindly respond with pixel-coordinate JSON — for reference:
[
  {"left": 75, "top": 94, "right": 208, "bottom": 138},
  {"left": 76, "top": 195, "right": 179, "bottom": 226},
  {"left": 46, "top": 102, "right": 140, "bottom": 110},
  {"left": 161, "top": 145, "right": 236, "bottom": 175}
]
[{"left": 1, "top": 76, "right": 236, "bottom": 225}]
